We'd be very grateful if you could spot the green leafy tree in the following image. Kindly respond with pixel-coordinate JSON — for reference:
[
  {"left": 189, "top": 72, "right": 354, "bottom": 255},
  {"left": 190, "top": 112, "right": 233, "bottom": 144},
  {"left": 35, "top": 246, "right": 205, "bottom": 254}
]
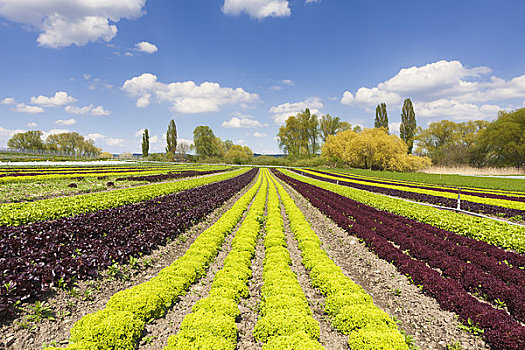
[
  {"left": 474, "top": 108, "right": 525, "bottom": 168},
  {"left": 142, "top": 129, "right": 149, "bottom": 158},
  {"left": 193, "top": 126, "right": 223, "bottom": 159},
  {"left": 400, "top": 98, "right": 417, "bottom": 153},
  {"left": 166, "top": 119, "right": 177, "bottom": 155},
  {"left": 224, "top": 145, "right": 253, "bottom": 164},
  {"left": 277, "top": 109, "right": 320, "bottom": 157},
  {"left": 374, "top": 103, "right": 389, "bottom": 132},
  {"left": 7, "top": 130, "right": 45, "bottom": 150},
  {"left": 319, "top": 114, "right": 352, "bottom": 142},
  {"left": 46, "top": 132, "right": 100, "bottom": 156}
]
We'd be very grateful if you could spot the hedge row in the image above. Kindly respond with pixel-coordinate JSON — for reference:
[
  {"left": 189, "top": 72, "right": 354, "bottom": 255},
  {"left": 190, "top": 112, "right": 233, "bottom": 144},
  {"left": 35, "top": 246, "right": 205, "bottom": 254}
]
[
  {"left": 164, "top": 169, "right": 269, "bottom": 349},
  {"left": 273, "top": 172, "right": 409, "bottom": 350},
  {"left": 253, "top": 176, "right": 324, "bottom": 349},
  {"left": 46, "top": 171, "right": 263, "bottom": 350}
]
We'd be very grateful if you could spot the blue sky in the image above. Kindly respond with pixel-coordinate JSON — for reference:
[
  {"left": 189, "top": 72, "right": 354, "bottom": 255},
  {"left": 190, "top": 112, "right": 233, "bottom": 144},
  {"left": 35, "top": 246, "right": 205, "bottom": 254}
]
[{"left": 1, "top": 0, "right": 524, "bottom": 154}]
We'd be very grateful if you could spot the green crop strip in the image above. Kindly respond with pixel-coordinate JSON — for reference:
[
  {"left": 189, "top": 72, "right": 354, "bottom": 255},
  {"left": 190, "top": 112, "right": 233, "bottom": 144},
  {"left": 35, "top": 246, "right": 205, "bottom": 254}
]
[
  {"left": 164, "top": 169, "right": 269, "bottom": 349},
  {"left": 300, "top": 169, "right": 525, "bottom": 211},
  {"left": 283, "top": 169, "right": 525, "bottom": 254},
  {"left": 0, "top": 168, "right": 249, "bottom": 226},
  {"left": 272, "top": 172, "right": 409, "bottom": 350},
  {"left": 45, "top": 170, "right": 263, "bottom": 350},
  {"left": 253, "top": 175, "right": 324, "bottom": 349},
  {"left": 325, "top": 167, "right": 525, "bottom": 193}
]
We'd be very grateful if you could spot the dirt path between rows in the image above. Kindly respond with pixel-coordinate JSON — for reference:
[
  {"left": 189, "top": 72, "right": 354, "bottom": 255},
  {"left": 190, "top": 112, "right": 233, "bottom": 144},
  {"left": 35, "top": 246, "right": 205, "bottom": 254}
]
[
  {"left": 280, "top": 179, "right": 489, "bottom": 350},
  {"left": 281, "top": 204, "right": 348, "bottom": 349},
  {"left": 0, "top": 175, "right": 256, "bottom": 350}
]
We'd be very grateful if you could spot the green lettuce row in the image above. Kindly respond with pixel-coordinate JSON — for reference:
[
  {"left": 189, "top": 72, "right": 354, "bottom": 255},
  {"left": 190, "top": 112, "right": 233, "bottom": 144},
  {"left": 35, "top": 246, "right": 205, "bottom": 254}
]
[
  {"left": 164, "top": 169, "right": 270, "bottom": 350},
  {"left": 284, "top": 169, "right": 525, "bottom": 253},
  {"left": 0, "top": 168, "right": 249, "bottom": 226},
  {"left": 301, "top": 169, "right": 525, "bottom": 211},
  {"left": 44, "top": 170, "right": 263, "bottom": 350},
  {"left": 273, "top": 173, "right": 408, "bottom": 350},
  {"left": 253, "top": 176, "right": 324, "bottom": 349}
]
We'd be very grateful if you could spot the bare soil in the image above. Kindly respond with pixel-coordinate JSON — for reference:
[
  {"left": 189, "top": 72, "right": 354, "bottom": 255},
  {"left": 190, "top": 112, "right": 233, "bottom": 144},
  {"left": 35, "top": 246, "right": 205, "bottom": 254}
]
[
  {"left": 0, "top": 175, "right": 256, "bottom": 350},
  {"left": 280, "top": 180, "right": 490, "bottom": 350}
]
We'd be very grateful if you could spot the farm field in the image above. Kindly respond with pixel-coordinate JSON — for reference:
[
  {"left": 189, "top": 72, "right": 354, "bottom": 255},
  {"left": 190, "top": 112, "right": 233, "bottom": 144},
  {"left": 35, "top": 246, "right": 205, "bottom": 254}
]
[
  {"left": 300, "top": 168, "right": 525, "bottom": 222},
  {"left": 1, "top": 164, "right": 524, "bottom": 349}
]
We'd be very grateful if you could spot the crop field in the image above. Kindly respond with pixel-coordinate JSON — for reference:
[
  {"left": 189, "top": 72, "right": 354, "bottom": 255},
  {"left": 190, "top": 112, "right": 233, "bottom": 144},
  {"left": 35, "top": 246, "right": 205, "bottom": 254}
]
[
  {"left": 298, "top": 168, "right": 525, "bottom": 222},
  {"left": 1, "top": 164, "right": 524, "bottom": 349}
]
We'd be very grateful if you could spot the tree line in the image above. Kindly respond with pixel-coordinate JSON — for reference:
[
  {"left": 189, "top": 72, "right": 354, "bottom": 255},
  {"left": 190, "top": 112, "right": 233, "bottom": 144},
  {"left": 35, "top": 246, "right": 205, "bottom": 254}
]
[
  {"left": 141, "top": 120, "right": 254, "bottom": 164},
  {"left": 7, "top": 131, "right": 100, "bottom": 157}
]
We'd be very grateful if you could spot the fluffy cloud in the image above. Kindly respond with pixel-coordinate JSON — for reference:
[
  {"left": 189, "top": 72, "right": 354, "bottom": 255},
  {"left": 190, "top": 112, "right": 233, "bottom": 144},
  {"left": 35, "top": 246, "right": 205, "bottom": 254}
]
[
  {"left": 31, "top": 91, "right": 77, "bottom": 107},
  {"left": 27, "top": 122, "right": 38, "bottom": 128},
  {"left": 0, "top": 0, "right": 146, "bottom": 48},
  {"left": 269, "top": 97, "right": 323, "bottom": 124},
  {"left": 12, "top": 103, "right": 44, "bottom": 114},
  {"left": 222, "top": 116, "right": 262, "bottom": 128},
  {"left": 55, "top": 118, "right": 77, "bottom": 126},
  {"left": 87, "top": 133, "right": 124, "bottom": 146},
  {"left": 122, "top": 73, "right": 260, "bottom": 114},
  {"left": 65, "top": 104, "right": 111, "bottom": 116},
  {"left": 0, "top": 126, "right": 25, "bottom": 143},
  {"left": 134, "top": 41, "right": 158, "bottom": 53},
  {"left": 253, "top": 131, "right": 267, "bottom": 137},
  {"left": 341, "top": 60, "right": 525, "bottom": 121},
  {"left": 223, "top": 0, "right": 291, "bottom": 19},
  {"left": 281, "top": 79, "right": 294, "bottom": 86},
  {"left": 90, "top": 105, "right": 111, "bottom": 116},
  {"left": 1, "top": 97, "right": 15, "bottom": 105}
]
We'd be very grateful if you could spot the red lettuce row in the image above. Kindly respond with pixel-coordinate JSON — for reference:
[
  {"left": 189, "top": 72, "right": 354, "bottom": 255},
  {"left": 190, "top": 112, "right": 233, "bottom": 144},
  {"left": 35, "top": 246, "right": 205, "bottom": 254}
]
[
  {"left": 0, "top": 169, "right": 257, "bottom": 320},
  {"left": 313, "top": 169, "right": 525, "bottom": 203},
  {"left": 294, "top": 169, "right": 525, "bottom": 220},
  {"left": 273, "top": 169, "right": 525, "bottom": 350},
  {"left": 116, "top": 169, "right": 230, "bottom": 182}
]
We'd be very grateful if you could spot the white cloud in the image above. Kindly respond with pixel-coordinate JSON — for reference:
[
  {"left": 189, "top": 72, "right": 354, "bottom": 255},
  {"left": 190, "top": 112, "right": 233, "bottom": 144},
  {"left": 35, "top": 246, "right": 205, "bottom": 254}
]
[
  {"left": 55, "top": 118, "right": 77, "bottom": 126},
  {"left": 416, "top": 99, "right": 501, "bottom": 120},
  {"left": 65, "top": 104, "right": 110, "bottom": 116},
  {"left": 31, "top": 91, "right": 77, "bottom": 107},
  {"left": 253, "top": 132, "right": 267, "bottom": 137},
  {"left": 65, "top": 105, "right": 92, "bottom": 115},
  {"left": 0, "top": 0, "right": 146, "bottom": 48},
  {"left": 149, "top": 135, "right": 160, "bottom": 144},
  {"left": 305, "top": 0, "right": 320, "bottom": 3},
  {"left": 269, "top": 85, "right": 283, "bottom": 91},
  {"left": 222, "top": 116, "right": 263, "bottom": 128},
  {"left": 389, "top": 122, "right": 401, "bottom": 134},
  {"left": 341, "top": 60, "right": 525, "bottom": 121},
  {"left": 134, "top": 41, "right": 158, "bottom": 53},
  {"left": 87, "top": 133, "right": 124, "bottom": 146},
  {"left": 125, "top": 52, "right": 134, "bottom": 56},
  {"left": 223, "top": 0, "right": 291, "bottom": 19},
  {"left": 42, "top": 129, "right": 71, "bottom": 139},
  {"left": 91, "top": 105, "right": 111, "bottom": 116},
  {"left": 1, "top": 97, "right": 15, "bottom": 105},
  {"left": 134, "top": 128, "right": 146, "bottom": 138},
  {"left": 27, "top": 122, "right": 38, "bottom": 128},
  {"left": 269, "top": 97, "right": 323, "bottom": 124},
  {"left": 122, "top": 73, "right": 260, "bottom": 113},
  {"left": 83, "top": 73, "right": 91, "bottom": 80},
  {"left": 281, "top": 79, "right": 294, "bottom": 86},
  {"left": 0, "top": 126, "right": 25, "bottom": 143},
  {"left": 12, "top": 103, "right": 44, "bottom": 114}
]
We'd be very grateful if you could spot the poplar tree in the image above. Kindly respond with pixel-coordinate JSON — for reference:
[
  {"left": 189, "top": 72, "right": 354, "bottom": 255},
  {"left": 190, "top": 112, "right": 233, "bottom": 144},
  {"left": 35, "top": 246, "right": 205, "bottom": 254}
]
[
  {"left": 400, "top": 98, "right": 417, "bottom": 153},
  {"left": 141, "top": 129, "right": 149, "bottom": 158},
  {"left": 374, "top": 103, "right": 389, "bottom": 132},
  {"left": 166, "top": 119, "right": 177, "bottom": 154}
]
